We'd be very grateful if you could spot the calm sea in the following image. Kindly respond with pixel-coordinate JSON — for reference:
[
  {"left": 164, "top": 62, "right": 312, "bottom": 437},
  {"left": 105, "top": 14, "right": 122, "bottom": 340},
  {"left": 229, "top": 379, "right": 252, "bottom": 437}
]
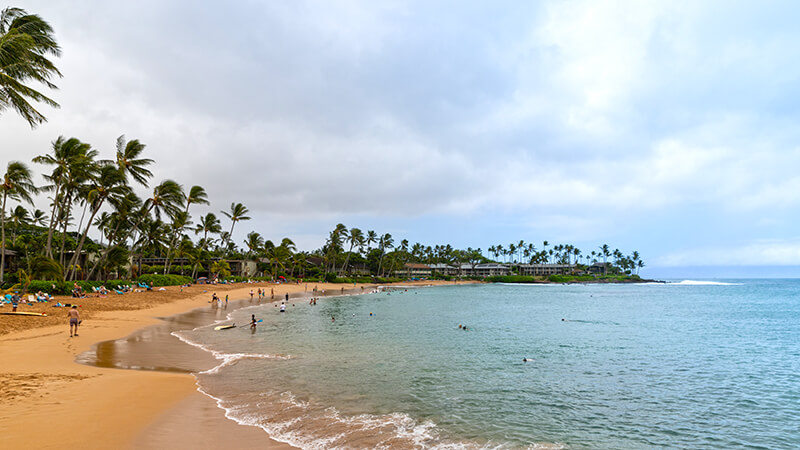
[{"left": 173, "top": 280, "right": 800, "bottom": 449}]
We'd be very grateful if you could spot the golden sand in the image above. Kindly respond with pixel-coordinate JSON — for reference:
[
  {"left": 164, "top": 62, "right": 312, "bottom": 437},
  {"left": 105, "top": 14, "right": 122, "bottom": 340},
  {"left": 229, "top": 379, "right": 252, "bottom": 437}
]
[{"left": 0, "top": 280, "right": 461, "bottom": 449}]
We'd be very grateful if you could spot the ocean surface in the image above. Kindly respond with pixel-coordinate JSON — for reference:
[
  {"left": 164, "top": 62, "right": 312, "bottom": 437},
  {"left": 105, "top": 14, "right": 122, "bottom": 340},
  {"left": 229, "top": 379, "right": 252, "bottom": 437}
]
[{"left": 171, "top": 281, "right": 800, "bottom": 449}]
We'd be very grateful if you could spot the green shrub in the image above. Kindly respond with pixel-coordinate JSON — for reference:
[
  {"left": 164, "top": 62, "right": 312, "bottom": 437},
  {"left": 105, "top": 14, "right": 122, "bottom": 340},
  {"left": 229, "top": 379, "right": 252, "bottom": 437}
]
[{"left": 135, "top": 274, "right": 192, "bottom": 287}]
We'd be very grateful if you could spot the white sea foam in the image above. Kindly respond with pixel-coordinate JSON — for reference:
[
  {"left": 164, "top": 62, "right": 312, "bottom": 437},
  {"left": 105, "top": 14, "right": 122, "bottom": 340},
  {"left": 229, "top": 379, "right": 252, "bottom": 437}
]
[
  {"left": 192, "top": 386, "right": 513, "bottom": 450},
  {"left": 670, "top": 280, "right": 740, "bottom": 286},
  {"left": 170, "top": 331, "right": 291, "bottom": 375}
]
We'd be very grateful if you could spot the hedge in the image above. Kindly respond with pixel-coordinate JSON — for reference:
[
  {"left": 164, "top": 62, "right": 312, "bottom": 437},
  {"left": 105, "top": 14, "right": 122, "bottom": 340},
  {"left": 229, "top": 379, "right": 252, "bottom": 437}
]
[{"left": 135, "top": 274, "right": 193, "bottom": 287}]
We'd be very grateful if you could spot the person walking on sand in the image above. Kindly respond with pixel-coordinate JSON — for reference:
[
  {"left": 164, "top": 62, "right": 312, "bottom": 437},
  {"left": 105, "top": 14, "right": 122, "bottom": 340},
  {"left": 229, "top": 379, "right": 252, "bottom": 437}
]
[{"left": 68, "top": 305, "right": 80, "bottom": 337}]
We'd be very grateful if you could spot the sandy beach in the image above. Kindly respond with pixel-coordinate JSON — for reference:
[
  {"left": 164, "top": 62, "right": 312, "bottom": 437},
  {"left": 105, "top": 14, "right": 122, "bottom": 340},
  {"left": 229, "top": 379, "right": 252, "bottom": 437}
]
[{"left": 0, "top": 280, "right": 461, "bottom": 449}]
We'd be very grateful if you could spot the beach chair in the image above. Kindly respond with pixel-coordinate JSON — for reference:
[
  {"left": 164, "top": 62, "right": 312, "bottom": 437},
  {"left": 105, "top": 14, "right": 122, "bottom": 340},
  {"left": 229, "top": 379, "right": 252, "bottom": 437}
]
[{"left": 28, "top": 295, "right": 35, "bottom": 303}]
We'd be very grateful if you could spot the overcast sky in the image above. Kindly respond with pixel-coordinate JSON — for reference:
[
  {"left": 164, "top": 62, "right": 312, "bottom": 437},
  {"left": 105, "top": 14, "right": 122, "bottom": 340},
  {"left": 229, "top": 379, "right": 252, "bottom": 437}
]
[{"left": 3, "top": 0, "right": 800, "bottom": 277}]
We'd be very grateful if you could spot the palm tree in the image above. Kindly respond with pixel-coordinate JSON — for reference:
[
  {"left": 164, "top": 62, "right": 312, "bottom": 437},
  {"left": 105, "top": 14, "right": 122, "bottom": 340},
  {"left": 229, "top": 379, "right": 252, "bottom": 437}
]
[
  {"left": 112, "top": 135, "right": 153, "bottom": 186},
  {"left": 85, "top": 191, "right": 141, "bottom": 280},
  {"left": 9, "top": 204, "right": 29, "bottom": 241},
  {"left": 31, "top": 208, "right": 46, "bottom": 227},
  {"left": 341, "top": 227, "right": 363, "bottom": 275},
  {"left": 221, "top": 203, "right": 250, "bottom": 251},
  {"left": 143, "top": 180, "right": 185, "bottom": 221},
  {"left": 33, "top": 136, "right": 93, "bottom": 258},
  {"left": 195, "top": 213, "right": 222, "bottom": 248},
  {"left": 0, "top": 161, "right": 37, "bottom": 283},
  {"left": 365, "top": 230, "right": 377, "bottom": 253},
  {"left": 0, "top": 7, "right": 62, "bottom": 127},
  {"left": 244, "top": 231, "right": 264, "bottom": 260},
  {"left": 377, "top": 233, "right": 393, "bottom": 276},
  {"left": 164, "top": 185, "right": 208, "bottom": 274},
  {"left": 599, "top": 244, "right": 610, "bottom": 275},
  {"left": 66, "top": 164, "right": 129, "bottom": 280}
]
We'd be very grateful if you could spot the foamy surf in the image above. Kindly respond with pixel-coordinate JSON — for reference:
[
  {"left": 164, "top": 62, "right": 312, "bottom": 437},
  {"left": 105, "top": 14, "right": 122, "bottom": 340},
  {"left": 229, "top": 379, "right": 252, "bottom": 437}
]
[
  {"left": 670, "top": 280, "right": 740, "bottom": 286},
  {"left": 193, "top": 387, "right": 559, "bottom": 450},
  {"left": 171, "top": 331, "right": 291, "bottom": 375}
]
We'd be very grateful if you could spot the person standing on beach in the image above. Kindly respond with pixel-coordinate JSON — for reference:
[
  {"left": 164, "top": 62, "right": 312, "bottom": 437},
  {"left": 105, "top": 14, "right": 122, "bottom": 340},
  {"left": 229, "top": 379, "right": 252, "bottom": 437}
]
[
  {"left": 68, "top": 306, "right": 80, "bottom": 337},
  {"left": 250, "top": 289, "right": 254, "bottom": 300},
  {"left": 285, "top": 293, "right": 289, "bottom": 302},
  {"left": 250, "top": 314, "right": 258, "bottom": 330}
]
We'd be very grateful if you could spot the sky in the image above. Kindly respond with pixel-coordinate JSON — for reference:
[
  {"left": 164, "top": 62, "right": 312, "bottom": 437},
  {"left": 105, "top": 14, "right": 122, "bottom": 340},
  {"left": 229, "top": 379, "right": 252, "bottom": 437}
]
[{"left": 3, "top": 0, "right": 800, "bottom": 278}]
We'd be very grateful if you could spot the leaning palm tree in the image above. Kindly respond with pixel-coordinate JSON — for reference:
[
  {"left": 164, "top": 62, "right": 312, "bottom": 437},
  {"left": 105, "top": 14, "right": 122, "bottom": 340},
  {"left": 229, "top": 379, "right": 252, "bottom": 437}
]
[
  {"left": 195, "top": 212, "right": 222, "bottom": 249},
  {"left": 112, "top": 135, "right": 153, "bottom": 186},
  {"left": 0, "top": 161, "right": 37, "bottom": 283},
  {"left": 164, "top": 185, "right": 208, "bottom": 273},
  {"left": 33, "top": 136, "right": 93, "bottom": 258},
  {"left": 66, "top": 164, "right": 129, "bottom": 280},
  {"left": 0, "top": 7, "right": 62, "bottom": 127},
  {"left": 221, "top": 202, "right": 250, "bottom": 251},
  {"left": 341, "top": 227, "right": 363, "bottom": 275}
]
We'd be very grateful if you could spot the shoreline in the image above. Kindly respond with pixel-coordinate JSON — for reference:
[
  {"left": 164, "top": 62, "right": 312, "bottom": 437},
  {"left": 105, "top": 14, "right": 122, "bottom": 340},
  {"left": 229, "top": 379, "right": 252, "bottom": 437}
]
[{"left": 0, "top": 280, "right": 465, "bottom": 449}]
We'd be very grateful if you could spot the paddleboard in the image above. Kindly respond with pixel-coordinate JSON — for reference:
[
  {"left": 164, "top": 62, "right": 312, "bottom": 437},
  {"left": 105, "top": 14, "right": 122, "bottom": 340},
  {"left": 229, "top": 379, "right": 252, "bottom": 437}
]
[
  {"left": 214, "top": 323, "right": 236, "bottom": 330},
  {"left": 1, "top": 311, "right": 47, "bottom": 316}
]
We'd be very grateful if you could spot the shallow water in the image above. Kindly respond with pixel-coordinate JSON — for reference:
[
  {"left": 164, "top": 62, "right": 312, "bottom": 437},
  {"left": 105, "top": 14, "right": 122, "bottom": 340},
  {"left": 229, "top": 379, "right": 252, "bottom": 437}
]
[{"left": 166, "top": 280, "right": 800, "bottom": 449}]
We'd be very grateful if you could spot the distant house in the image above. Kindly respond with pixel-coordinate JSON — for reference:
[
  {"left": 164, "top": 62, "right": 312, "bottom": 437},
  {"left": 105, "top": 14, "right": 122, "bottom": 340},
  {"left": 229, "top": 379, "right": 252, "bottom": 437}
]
[
  {"left": 395, "top": 263, "right": 432, "bottom": 278},
  {"left": 516, "top": 264, "right": 576, "bottom": 276}
]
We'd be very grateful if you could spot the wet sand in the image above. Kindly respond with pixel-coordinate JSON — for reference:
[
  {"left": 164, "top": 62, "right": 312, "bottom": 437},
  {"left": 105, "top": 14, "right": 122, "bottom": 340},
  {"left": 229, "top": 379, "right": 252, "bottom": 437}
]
[{"left": 0, "top": 280, "right": 464, "bottom": 449}]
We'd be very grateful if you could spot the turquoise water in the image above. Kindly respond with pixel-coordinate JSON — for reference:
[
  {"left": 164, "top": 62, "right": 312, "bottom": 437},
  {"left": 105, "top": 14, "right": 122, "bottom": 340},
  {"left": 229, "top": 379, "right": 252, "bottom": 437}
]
[{"left": 176, "top": 281, "right": 800, "bottom": 448}]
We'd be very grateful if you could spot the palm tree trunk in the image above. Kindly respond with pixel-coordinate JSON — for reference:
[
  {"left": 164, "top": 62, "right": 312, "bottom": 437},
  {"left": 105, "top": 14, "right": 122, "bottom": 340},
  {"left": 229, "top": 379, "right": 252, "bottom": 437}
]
[
  {"left": 0, "top": 193, "right": 7, "bottom": 284},
  {"left": 45, "top": 183, "right": 62, "bottom": 258},
  {"left": 67, "top": 200, "right": 104, "bottom": 281}
]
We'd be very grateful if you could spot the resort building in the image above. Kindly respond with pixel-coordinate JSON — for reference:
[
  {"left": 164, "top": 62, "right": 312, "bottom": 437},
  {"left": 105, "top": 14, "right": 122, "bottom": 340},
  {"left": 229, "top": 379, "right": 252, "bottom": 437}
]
[
  {"left": 395, "top": 263, "right": 432, "bottom": 278},
  {"left": 467, "top": 263, "right": 511, "bottom": 277},
  {"left": 429, "top": 263, "right": 458, "bottom": 276},
  {"left": 516, "top": 264, "right": 576, "bottom": 276}
]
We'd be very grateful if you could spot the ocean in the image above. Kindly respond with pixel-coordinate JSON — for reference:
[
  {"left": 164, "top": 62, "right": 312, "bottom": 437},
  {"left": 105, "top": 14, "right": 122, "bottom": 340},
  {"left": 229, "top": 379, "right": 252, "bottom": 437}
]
[{"left": 164, "top": 280, "right": 798, "bottom": 448}]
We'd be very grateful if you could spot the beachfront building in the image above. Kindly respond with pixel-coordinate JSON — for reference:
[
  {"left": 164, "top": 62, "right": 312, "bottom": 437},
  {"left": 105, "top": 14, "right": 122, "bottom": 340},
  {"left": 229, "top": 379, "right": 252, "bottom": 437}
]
[
  {"left": 429, "top": 263, "right": 458, "bottom": 276},
  {"left": 395, "top": 263, "right": 432, "bottom": 278},
  {"left": 467, "top": 263, "right": 511, "bottom": 277},
  {"left": 516, "top": 264, "right": 576, "bottom": 276}
]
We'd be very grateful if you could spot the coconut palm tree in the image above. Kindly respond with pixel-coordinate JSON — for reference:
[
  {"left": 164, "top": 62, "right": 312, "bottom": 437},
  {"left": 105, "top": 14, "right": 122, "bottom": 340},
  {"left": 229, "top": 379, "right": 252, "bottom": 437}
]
[
  {"left": 8, "top": 204, "right": 28, "bottom": 241},
  {"left": 33, "top": 136, "right": 94, "bottom": 258},
  {"left": 221, "top": 203, "right": 250, "bottom": 251},
  {"left": 244, "top": 231, "right": 264, "bottom": 260},
  {"left": 365, "top": 230, "right": 377, "bottom": 253},
  {"left": 195, "top": 213, "right": 222, "bottom": 249},
  {"left": 164, "top": 185, "right": 208, "bottom": 273},
  {"left": 85, "top": 191, "right": 141, "bottom": 280},
  {"left": 0, "top": 161, "right": 37, "bottom": 283},
  {"left": 341, "top": 227, "right": 363, "bottom": 275},
  {"left": 0, "top": 7, "right": 62, "bottom": 127},
  {"left": 112, "top": 135, "right": 153, "bottom": 186},
  {"left": 599, "top": 244, "right": 610, "bottom": 275},
  {"left": 377, "top": 233, "right": 393, "bottom": 276},
  {"left": 163, "top": 210, "right": 191, "bottom": 274},
  {"left": 30, "top": 208, "right": 46, "bottom": 227},
  {"left": 66, "top": 164, "right": 129, "bottom": 280}
]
